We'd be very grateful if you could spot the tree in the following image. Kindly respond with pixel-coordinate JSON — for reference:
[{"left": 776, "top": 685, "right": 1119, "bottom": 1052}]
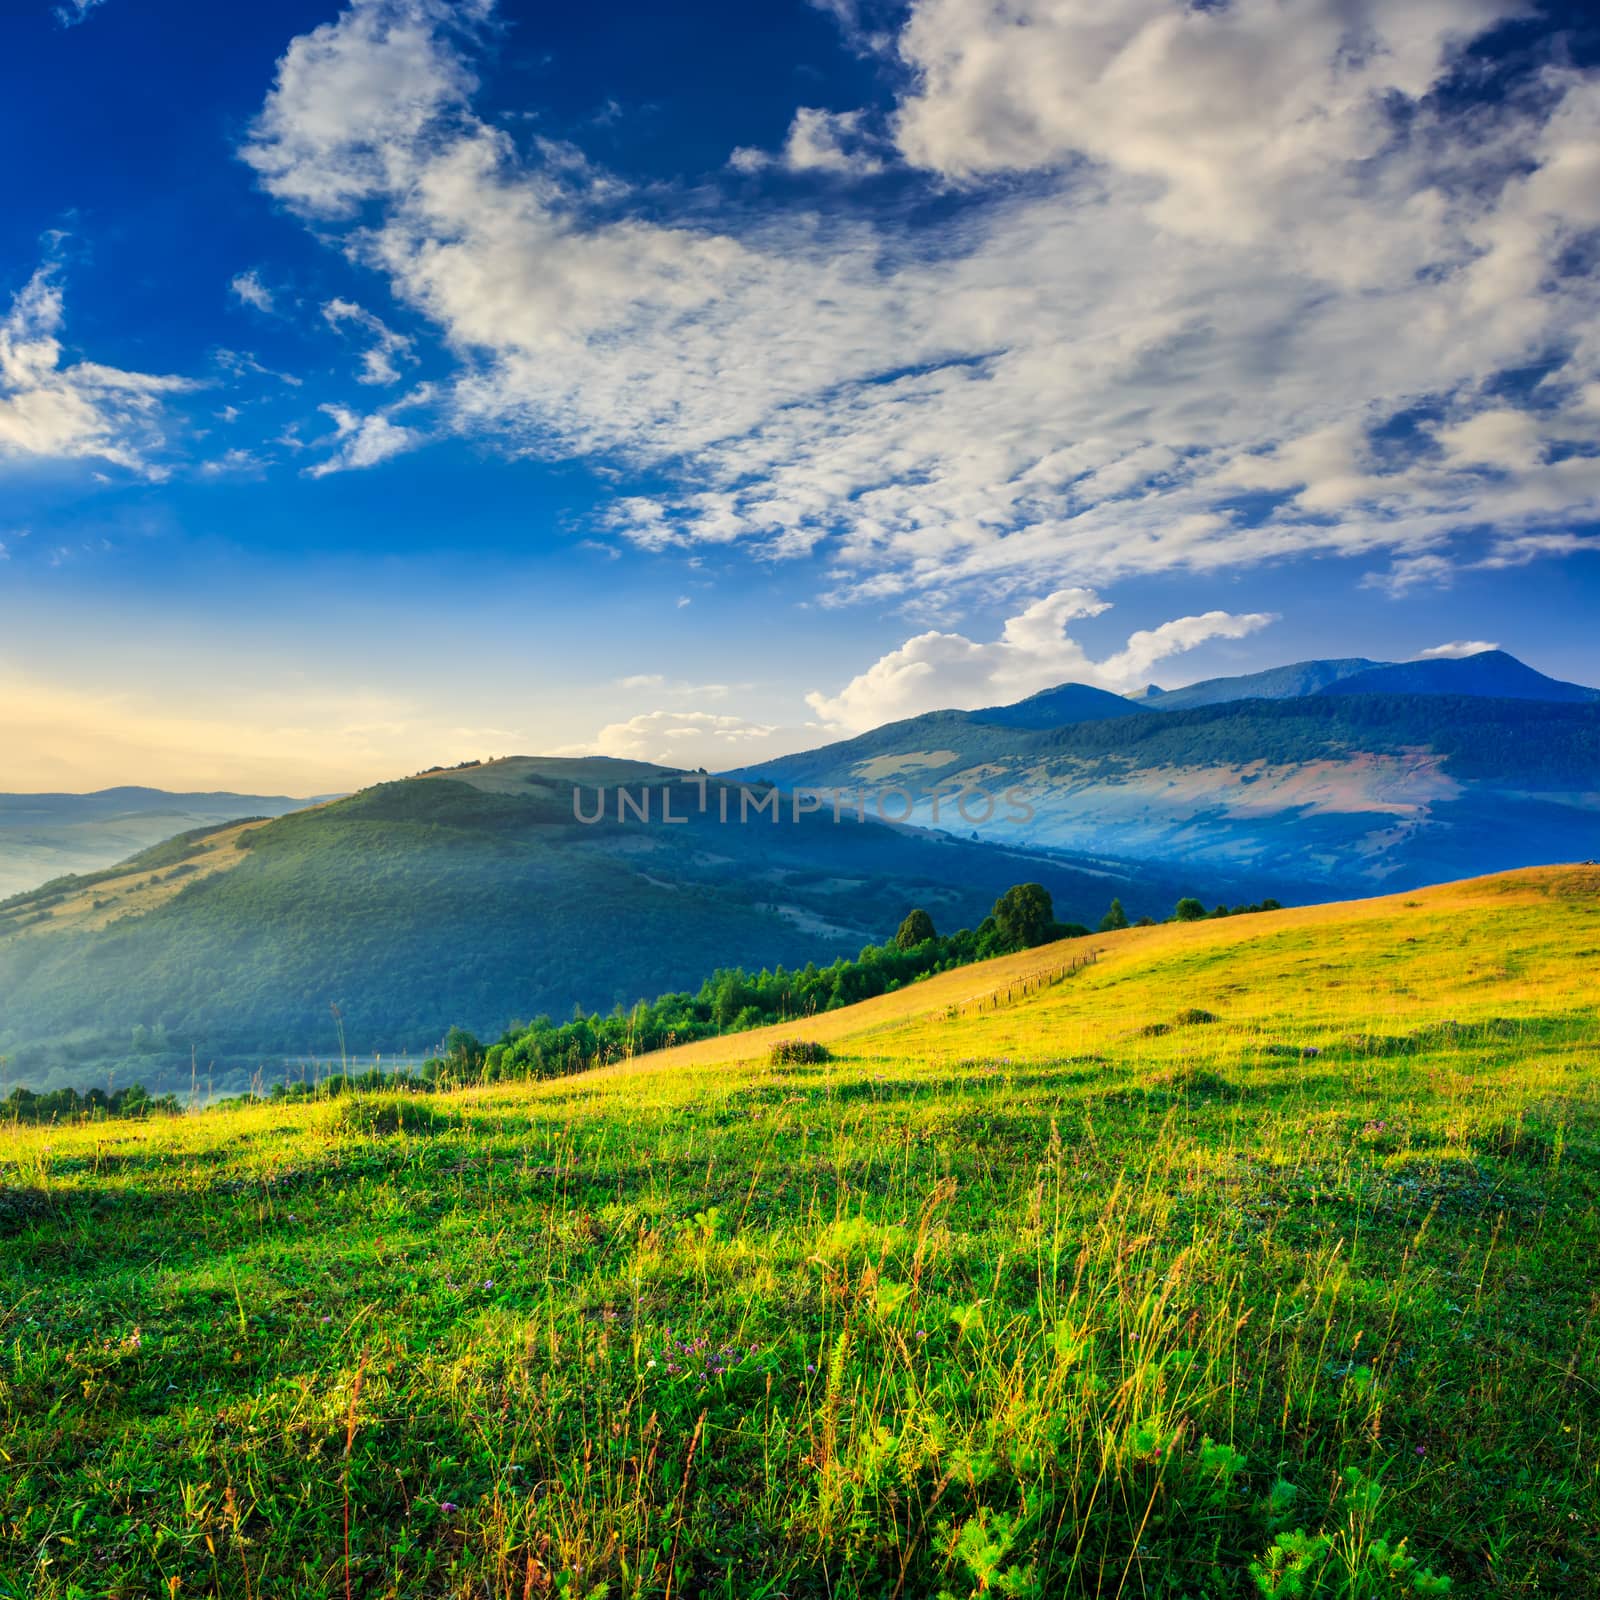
[
  {"left": 1098, "top": 898, "right": 1129, "bottom": 932},
  {"left": 990, "top": 883, "right": 1056, "bottom": 952},
  {"left": 442, "top": 1025, "right": 484, "bottom": 1072},
  {"left": 895, "top": 908, "right": 937, "bottom": 949},
  {"left": 1174, "top": 897, "right": 1206, "bottom": 922}
]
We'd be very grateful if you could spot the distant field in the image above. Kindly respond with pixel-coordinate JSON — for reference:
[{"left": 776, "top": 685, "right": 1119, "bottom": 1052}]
[{"left": 2, "top": 868, "right": 1597, "bottom": 1596}]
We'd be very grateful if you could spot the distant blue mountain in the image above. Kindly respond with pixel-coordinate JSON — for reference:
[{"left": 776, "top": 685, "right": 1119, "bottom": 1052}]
[
  {"left": 1323, "top": 650, "right": 1600, "bottom": 703},
  {"left": 0, "top": 786, "right": 328, "bottom": 901},
  {"left": 1144, "top": 658, "right": 1388, "bottom": 709},
  {"left": 970, "top": 682, "right": 1148, "bottom": 728}
]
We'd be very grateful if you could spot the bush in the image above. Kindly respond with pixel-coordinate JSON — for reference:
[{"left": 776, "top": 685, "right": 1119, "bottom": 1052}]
[
  {"left": 768, "top": 1039, "right": 833, "bottom": 1066},
  {"left": 333, "top": 1095, "right": 448, "bottom": 1138}
]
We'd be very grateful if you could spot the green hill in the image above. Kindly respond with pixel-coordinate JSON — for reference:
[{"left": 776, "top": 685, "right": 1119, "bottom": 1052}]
[
  {"left": 3, "top": 866, "right": 1596, "bottom": 1596},
  {"left": 0, "top": 785, "right": 325, "bottom": 900},
  {"left": 0, "top": 761, "right": 1249, "bottom": 1091}
]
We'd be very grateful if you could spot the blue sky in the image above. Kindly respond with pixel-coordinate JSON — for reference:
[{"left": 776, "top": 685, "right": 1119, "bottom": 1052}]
[{"left": 2, "top": 0, "right": 1598, "bottom": 791}]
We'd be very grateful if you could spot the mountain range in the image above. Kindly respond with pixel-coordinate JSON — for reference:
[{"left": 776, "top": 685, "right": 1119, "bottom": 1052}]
[
  {"left": 729, "top": 650, "right": 1600, "bottom": 890},
  {"left": 0, "top": 786, "right": 328, "bottom": 901},
  {"left": 1137, "top": 649, "right": 1596, "bottom": 710},
  {"left": 2, "top": 649, "right": 1595, "bottom": 1093},
  {"left": 0, "top": 758, "right": 1251, "bottom": 1091}
]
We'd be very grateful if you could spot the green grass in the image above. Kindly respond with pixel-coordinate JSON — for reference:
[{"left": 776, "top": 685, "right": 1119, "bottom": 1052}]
[{"left": 2, "top": 867, "right": 1598, "bottom": 1597}]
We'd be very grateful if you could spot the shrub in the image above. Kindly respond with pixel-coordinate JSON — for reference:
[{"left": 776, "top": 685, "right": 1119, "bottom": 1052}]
[
  {"left": 768, "top": 1039, "right": 833, "bottom": 1066},
  {"left": 1151, "top": 1066, "right": 1246, "bottom": 1100},
  {"left": 333, "top": 1095, "right": 448, "bottom": 1138}
]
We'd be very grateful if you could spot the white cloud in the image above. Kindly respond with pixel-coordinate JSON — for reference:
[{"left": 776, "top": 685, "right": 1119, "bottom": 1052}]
[
  {"left": 241, "top": 0, "right": 1600, "bottom": 608},
  {"left": 322, "top": 297, "right": 415, "bottom": 384},
  {"left": 0, "top": 263, "right": 190, "bottom": 476},
  {"left": 1418, "top": 640, "right": 1499, "bottom": 659},
  {"left": 616, "top": 674, "right": 734, "bottom": 699},
  {"left": 806, "top": 589, "right": 1274, "bottom": 731},
  {"left": 890, "top": 0, "right": 1516, "bottom": 239},
  {"left": 734, "top": 107, "right": 888, "bottom": 177},
  {"left": 306, "top": 398, "right": 425, "bottom": 476},
  {"left": 559, "top": 709, "right": 779, "bottom": 763},
  {"left": 230, "top": 270, "right": 277, "bottom": 314},
  {"left": 54, "top": 0, "right": 107, "bottom": 26}
]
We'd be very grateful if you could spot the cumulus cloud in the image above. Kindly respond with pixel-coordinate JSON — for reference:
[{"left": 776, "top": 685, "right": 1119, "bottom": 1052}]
[
  {"left": 1419, "top": 640, "right": 1500, "bottom": 659},
  {"left": 230, "top": 270, "right": 277, "bottom": 314},
  {"left": 0, "top": 263, "right": 189, "bottom": 476},
  {"left": 806, "top": 590, "right": 1274, "bottom": 732},
  {"left": 241, "top": 0, "right": 1600, "bottom": 604}
]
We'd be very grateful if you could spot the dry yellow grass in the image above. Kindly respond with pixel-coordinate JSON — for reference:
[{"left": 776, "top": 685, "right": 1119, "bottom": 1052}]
[
  {"left": 0, "top": 818, "right": 264, "bottom": 941},
  {"left": 597, "top": 864, "right": 1600, "bottom": 1083}
]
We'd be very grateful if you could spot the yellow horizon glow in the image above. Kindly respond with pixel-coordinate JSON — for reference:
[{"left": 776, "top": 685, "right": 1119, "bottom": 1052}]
[{"left": 0, "top": 669, "right": 525, "bottom": 794}]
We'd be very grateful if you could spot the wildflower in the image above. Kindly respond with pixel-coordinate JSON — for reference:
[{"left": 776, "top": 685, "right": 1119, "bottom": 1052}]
[
  {"left": 1415, "top": 1445, "right": 1426, "bottom": 1457},
  {"left": 648, "top": 1359, "right": 657, "bottom": 1368},
  {"left": 440, "top": 1501, "right": 459, "bottom": 1514},
  {"left": 807, "top": 1363, "right": 816, "bottom": 1373}
]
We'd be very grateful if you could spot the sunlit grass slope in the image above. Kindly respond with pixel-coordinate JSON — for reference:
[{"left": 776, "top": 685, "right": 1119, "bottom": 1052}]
[{"left": 3, "top": 867, "right": 1598, "bottom": 1597}]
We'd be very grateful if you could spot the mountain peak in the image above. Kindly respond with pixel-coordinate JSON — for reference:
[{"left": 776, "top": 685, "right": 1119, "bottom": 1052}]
[
  {"left": 969, "top": 681, "right": 1149, "bottom": 729},
  {"left": 1325, "top": 651, "right": 1599, "bottom": 703}
]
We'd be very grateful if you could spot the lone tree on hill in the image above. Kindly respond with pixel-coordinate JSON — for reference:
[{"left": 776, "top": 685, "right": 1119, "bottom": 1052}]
[
  {"left": 1099, "top": 898, "right": 1130, "bottom": 932},
  {"left": 990, "top": 882, "right": 1056, "bottom": 951},
  {"left": 1174, "top": 897, "right": 1206, "bottom": 922},
  {"left": 895, "top": 908, "right": 937, "bottom": 949}
]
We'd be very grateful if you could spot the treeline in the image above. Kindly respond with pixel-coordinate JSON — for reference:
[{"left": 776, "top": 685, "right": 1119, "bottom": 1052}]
[
  {"left": 455, "top": 882, "right": 1074, "bottom": 1082},
  {"left": 449, "top": 883, "right": 1280, "bottom": 1084},
  {"left": 3, "top": 1082, "right": 182, "bottom": 1125},
  {"left": 17, "top": 880, "right": 1284, "bottom": 1119}
]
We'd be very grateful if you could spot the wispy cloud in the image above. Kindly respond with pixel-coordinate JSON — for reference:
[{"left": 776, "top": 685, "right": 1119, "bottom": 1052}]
[
  {"left": 557, "top": 709, "right": 779, "bottom": 764},
  {"left": 54, "top": 0, "right": 108, "bottom": 28},
  {"left": 0, "top": 261, "right": 191, "bottom": 476},
  {"left": 240, "top": 0, "right": 1600, "bottom": 606},
  {"left": 322, "top": 298, "right": 415, "bottom": 384},
  {"left": 616, "top": 674, "right": 735, "bottom": 699},
  {"left": 229, "top": 270, "right": 277, "bottom": 314},
  {"left": 1419, "top": 640, "right": 1500, "bottom": 659},
  {"left": 307, "top": 405, "right": 420, "bottom": 477}
]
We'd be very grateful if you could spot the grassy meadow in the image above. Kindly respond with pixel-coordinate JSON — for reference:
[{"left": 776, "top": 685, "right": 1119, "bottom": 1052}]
[{"left": 2, "top": 866, "right": 1598, "bottom": 1596}]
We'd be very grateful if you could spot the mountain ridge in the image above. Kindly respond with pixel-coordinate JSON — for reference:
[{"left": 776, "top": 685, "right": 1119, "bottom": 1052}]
[
  {"left": 0, "top": 786, "right": 330, "bottom": 901},
  {"left": 0, "top": 758, "right": 1259, "bottom": 1092}
]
